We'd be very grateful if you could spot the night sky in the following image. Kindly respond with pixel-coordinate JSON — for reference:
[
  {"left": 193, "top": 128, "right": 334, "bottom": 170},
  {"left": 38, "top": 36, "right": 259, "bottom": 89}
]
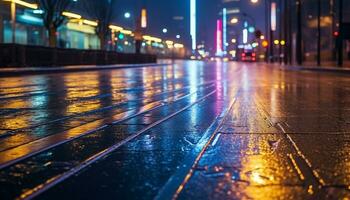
[{"left": 91, "top": 0, "right": 266, "bottom": 50}]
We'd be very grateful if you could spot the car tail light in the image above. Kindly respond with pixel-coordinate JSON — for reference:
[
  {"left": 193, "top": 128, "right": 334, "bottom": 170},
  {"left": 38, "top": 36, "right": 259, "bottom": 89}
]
[{"left": 242, "top": 53, "right": 246, "bottom": 57}]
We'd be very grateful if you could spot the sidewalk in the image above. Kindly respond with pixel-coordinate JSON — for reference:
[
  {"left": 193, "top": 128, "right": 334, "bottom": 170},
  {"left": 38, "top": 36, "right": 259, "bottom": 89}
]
[
  {"left": 172, "top": 87, "right": 350, "bottom": 199},
  {"left": 268, "top": 62, "right": 350, "bottom": 74},
  {"left": 280, "top": 65, "right": 350, "bottom": 74},
  {"left": 0, "top": 63, "right": 166, "bottom": 77}
]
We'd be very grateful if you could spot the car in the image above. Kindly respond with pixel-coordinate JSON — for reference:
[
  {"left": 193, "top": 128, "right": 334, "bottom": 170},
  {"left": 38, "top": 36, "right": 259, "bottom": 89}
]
[{"left": 241, "top": 52, "right": 256, "bottom": 62}]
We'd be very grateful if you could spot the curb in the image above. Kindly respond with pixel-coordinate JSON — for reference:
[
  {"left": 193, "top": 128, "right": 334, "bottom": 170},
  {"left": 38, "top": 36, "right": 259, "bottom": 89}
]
[
  {"left": 0, "top": 63, "right": 168, "bottom": 77},
  {"left": 278, "top": 65, "right": 350, "bottom": 74}
]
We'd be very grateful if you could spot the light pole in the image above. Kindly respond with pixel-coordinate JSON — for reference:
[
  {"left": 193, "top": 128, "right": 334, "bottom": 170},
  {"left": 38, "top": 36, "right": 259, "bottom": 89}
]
[
  {"left": 296, "top": 0, "right": 302, "bottom": 65},
  {"left": 270, "top": 1, "right": 276, "bottom": 63},
  {"left": 317, "top": 0, "right": 321, "bottom": 66},
  {"left": 338, "top": 0, "right": 343, "bottom": 67}
]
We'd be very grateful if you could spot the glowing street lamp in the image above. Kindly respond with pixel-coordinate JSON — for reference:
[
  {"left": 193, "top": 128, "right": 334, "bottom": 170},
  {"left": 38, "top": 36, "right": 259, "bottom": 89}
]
[
  {"left": 262, "top": 40, "right": 269, "bottom": 48},
  {"left": 124, "top": 12, "right": 131, "bottom": 19},
  {"left": 251, "top": 0, "right": 259, "bottom": 4},
  {"left": 230, "top": 18, "right": 238, "bottom": 24}
]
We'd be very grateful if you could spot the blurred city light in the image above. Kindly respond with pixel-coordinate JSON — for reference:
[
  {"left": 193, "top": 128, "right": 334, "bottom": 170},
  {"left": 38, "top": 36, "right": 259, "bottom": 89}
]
[
  {"left": 262, "top": 40, "right": 268, "bottom": 48},
  {"left": 230, "top": 18, "right": 238, "bottom": 24},
  {"left": 190, "top": 0, "right": 197, "bottom": 51},
  {"left": 4, "top": 0, "right": 38, "bottom": 9},
  {"left": 248, "top": 27, "right": 255, "bottom": 33},
  {"left": 216, "top": 19, "right": 223, "bottom": 56},
  {"left": 243, "top": 29, "right": 248, "bottom": 44},
  {"left": 222, "top": 8, "right": 227, "bottom": 55},
  {"left": 141, "top": 9, "right": 147, "bottom": 28},
  {"left": 271, "top": 2, "right": 277, "bottom": 31},
  {"left": 124, "top": 12, "right": 131, "bottom": 19}
]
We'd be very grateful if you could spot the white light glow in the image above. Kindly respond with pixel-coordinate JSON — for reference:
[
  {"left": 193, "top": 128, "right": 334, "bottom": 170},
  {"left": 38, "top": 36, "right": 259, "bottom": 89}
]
[
  {"left": 190, "top": 0, "right": 197, "bottom": 50},
  {"left": 271, "top": 2, "right": 277, "bottom": 31},
  {"left": 222, "top": 8, "right": 227, "bottom": 55},
  {"left": 243, "top": 29, "right": 248, "bottom": 44}
]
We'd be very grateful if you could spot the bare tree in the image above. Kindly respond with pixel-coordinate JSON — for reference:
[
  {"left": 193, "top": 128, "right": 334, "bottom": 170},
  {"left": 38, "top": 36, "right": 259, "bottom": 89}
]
[
  {"left": 37, "top": 0, "right": 71, "bottom": 47},
  {"left": 84, "top": 0, "right": 116, "bottom": 50}
]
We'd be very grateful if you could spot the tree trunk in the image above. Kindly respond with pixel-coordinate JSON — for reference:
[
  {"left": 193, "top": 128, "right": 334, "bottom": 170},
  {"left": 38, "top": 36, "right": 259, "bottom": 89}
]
[
  {"left": 48, "top": 27, "right": 57, "bottom": 47},
  {"left": 98, "top": 33, "right": 106, "bottom": 50}
]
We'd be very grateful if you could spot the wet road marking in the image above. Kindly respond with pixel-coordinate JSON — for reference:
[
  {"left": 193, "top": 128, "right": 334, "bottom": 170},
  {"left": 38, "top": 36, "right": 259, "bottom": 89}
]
[
  {"left": 288, "top": 153, "right": 305, "bottom": 181},
  {"left": 211, "top": 133, "right": 221, "bottom": 147},
  {"left": 253, "top": 97, "right": 326, "bottom": 195}
]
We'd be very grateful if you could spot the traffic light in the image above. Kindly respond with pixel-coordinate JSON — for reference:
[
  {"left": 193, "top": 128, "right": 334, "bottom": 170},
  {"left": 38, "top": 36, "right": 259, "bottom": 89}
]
[
  {"left": 118, "top": 33, "right": 125, "bottom": 40},
  {"left": 333, "top": 31, "right": 339, "bottom": 37},
  {"left": 262, "top": 40, "right": 268, "bottom": 48}
]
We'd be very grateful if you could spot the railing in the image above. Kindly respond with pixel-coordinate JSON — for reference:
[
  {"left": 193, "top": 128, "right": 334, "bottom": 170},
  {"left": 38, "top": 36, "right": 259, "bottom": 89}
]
[{"left": 0, "top": 43, "right": 157, "bottom": 67}]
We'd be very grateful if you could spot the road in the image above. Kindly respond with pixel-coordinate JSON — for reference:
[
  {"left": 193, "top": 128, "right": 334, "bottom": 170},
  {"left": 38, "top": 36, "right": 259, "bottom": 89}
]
[{"left": 0, "top": 60, "right": 350, "bottom": 199}]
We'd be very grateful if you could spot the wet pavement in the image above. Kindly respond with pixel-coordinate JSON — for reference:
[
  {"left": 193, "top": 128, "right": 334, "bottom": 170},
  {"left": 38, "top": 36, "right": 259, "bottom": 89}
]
[{"left": 0, "top": 60, "right": 350, "bottom": 199}]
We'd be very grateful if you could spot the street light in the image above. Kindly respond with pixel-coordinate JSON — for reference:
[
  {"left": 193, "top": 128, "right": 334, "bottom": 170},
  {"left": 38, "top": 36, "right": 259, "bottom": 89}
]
[
  {"left": 124, "top": 12, "right": 131, "bottom": 19},
  {"left": 162, "top": 28, "right": 168, "bottom": 33},
  {"left": 251, "top": 0, "right": 258, "bottom": 3},
  {"left": 230, "top": 18, "right": 238, "bottom": 24}
]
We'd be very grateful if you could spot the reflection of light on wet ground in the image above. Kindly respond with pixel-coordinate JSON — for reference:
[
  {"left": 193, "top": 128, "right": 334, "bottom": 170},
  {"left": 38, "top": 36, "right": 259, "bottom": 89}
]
[
  {"left": 216, "top": 62, "right": 223, "bottom": 100},
  {"left": 110, "top": 70, "right": 129, "bottom": 102},
  {"left": 251, "top": 171, "right": 266, "bottom": 184},
  {"left": 64, "top": 73, "right": 101, "bottom": 114},
  {"left": 0, "top": 78, "right": 39, "bottom": 130},
  {"left": 188, "top": 61, "right": 200, "bottom": 102}
]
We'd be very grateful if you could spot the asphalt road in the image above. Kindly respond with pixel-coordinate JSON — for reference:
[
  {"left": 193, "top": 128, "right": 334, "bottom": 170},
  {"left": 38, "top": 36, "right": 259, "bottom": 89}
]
[{"left": 0, "top": 60, "right": 349, "bottom": 199}]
